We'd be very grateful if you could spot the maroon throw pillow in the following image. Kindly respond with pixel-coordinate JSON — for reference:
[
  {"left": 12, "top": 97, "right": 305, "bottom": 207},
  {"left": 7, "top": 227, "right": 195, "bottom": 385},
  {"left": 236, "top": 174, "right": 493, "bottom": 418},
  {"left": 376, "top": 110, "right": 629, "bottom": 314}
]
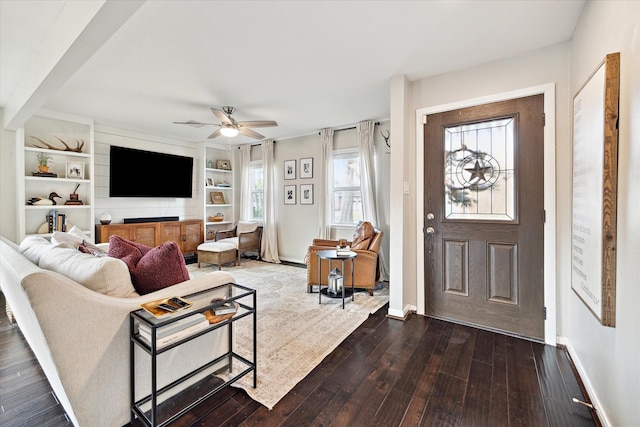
[
  {"left": 108, "top": 236, "right": 189, "bottom": 295},
  {"left": 130, "top": 241, "right": 190, "bottom": 294},
  {"left": 108, "top": 235, "right": 151, "bottom": 270}
]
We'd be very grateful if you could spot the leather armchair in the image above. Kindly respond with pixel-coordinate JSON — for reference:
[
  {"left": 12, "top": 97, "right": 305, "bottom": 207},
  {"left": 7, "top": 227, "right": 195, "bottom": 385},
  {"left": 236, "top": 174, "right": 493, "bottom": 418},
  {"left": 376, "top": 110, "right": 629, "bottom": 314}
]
[
  {"left": 215, "top": 221, "right": 262, "bottom": 265},
  {"left": 306, "top": 222, "right": 383, "bottom": 295}
]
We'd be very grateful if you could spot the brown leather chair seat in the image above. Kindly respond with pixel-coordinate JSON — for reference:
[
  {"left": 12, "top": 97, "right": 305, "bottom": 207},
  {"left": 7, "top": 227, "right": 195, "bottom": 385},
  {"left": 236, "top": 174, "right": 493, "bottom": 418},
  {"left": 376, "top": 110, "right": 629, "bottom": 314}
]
[{"left": 305, "top": 221, "right": 383, "bottom": 296}]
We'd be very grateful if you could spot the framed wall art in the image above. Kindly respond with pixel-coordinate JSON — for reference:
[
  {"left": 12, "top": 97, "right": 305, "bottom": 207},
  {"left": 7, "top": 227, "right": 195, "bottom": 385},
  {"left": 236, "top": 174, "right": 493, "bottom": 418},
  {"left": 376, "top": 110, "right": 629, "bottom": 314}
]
[
  {"left": 300, "top": 184, "right": 313, "bottom": 205},
  {"left": 210, "top": 191, "right": 226, "bottom": 204},
  {"left": 284, "top": 185, "right": 296, "bottom": 205},
  {"left": 284, "top": 160, "right": 296, "bottom": 180},
  {"left": 300, "top": 157, "right": 313, "bottom": 179},
  {"left": 66, "top": 161, "right": 84, "bottom": 179},
  {"left": 216, "top": 159, "right": 231, "bottom": 170},
  {"left": 571, "top": 52, "right": 620, "bottom": 327}
]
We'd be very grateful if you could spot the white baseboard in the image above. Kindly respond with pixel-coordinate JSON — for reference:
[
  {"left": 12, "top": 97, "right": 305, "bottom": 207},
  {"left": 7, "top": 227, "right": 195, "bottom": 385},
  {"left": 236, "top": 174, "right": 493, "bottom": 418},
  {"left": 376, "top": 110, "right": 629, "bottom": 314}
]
[
  {"left": 387, "top": 304, "right": 416, "bottom": 320},
  {"left": 558, "top": 337, "right": 611, "bottom": 427}
]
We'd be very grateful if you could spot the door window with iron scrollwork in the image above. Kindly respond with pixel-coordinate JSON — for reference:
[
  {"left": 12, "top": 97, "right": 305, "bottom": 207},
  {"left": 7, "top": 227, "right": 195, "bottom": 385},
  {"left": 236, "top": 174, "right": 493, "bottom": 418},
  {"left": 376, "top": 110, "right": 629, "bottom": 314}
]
[{"left": 444, "top": 117, "right": 516, "bottom": 221}]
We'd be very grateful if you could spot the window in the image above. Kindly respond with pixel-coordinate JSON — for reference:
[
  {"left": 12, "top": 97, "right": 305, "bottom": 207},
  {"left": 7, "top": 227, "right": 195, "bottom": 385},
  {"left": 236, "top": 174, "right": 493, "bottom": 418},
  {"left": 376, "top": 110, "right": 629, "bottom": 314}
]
[
  {"left": 332, "top": 150, "right": 362, "bottom": 224},
  {"left": 249, "top": 161, "right": 263, "bottom": 221}
]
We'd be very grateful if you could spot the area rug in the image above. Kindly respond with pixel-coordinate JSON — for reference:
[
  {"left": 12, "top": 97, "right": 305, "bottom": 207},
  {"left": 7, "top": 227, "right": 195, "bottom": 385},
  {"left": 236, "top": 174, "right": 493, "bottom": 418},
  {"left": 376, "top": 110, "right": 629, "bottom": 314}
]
[{"left": 187, "top": 260, "right": 389, "bottom": 410}]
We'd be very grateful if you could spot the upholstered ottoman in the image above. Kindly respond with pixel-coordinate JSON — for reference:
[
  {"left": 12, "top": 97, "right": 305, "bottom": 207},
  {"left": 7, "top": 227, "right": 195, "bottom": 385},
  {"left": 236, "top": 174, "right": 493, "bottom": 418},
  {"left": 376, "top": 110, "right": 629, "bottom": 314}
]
[{"left": 197, "top": 242, "right": 237, "bottom": 269}]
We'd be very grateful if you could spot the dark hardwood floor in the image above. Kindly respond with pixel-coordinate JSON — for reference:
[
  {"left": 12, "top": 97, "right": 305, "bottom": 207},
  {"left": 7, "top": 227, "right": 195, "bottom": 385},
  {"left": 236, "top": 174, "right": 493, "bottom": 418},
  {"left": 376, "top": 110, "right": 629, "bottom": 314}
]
[{"left": 1, "top": 291, "right": 597, "bottom": 426}]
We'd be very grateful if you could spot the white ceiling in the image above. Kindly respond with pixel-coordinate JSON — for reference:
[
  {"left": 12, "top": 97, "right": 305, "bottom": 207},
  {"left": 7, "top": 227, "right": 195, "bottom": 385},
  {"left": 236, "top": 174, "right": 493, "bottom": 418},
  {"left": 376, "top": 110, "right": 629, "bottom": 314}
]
[{"left": 1, "top": 0, "right": 586, "bottom": 145}]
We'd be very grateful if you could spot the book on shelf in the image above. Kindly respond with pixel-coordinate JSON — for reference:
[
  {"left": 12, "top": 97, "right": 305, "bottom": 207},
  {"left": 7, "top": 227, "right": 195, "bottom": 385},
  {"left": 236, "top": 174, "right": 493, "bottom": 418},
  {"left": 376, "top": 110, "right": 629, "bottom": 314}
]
[
  {"left": 213, "top": 301, "right": 237, "bottom": 316},
  {"left": 138, "top": 313, "right": 206, "bottom": 339},
  {"left": 46, "top": 210, "right": 66, "bottom": 233},
  {"left": 336, "top": 245, "right": 351, "bottom": 256},
  {"left": 138, "top": 315, "right": 209, "bottom": 348}
]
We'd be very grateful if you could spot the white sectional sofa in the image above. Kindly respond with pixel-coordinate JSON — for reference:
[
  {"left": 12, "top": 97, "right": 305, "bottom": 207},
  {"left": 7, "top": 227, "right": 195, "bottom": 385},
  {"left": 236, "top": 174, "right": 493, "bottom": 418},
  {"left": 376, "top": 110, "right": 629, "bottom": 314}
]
[{"left": 0, "top": 235, "right": 235, "bottom": 427}]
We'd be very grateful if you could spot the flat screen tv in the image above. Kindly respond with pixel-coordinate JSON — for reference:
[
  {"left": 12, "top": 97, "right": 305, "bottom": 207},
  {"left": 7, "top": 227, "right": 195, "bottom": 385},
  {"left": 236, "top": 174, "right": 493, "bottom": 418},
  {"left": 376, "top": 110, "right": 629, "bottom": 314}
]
[{"left": 109, "top": 146, "right": 193, "bottom": 198}]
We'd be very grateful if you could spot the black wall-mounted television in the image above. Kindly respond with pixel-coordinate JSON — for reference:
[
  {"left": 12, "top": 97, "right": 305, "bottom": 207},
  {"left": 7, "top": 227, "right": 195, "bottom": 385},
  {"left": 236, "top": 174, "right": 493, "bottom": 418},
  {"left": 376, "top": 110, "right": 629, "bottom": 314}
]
[{"left": 109, "top": 146, "right": 193, "bottom": 198}]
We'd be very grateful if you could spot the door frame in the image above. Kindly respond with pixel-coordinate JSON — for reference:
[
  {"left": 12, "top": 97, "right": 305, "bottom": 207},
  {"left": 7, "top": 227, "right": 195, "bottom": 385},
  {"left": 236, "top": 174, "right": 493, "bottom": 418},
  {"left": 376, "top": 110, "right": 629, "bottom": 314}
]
[{"left": 415, "top": 84, "right": 557, "bottom": 345}]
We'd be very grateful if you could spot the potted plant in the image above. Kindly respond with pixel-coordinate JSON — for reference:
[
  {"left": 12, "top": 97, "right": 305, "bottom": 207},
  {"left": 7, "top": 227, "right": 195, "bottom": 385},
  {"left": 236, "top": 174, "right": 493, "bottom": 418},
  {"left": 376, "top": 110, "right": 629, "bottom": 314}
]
[{"left": 36, "top": 152, "right": 53, "bottom": 173}]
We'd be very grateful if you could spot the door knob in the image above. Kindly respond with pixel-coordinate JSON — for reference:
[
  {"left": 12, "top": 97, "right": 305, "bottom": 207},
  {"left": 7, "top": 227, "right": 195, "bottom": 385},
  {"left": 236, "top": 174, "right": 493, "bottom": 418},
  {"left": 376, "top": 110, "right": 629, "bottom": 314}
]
[{"left": 426, "top": 227, "right": 435, "bottom": 235}]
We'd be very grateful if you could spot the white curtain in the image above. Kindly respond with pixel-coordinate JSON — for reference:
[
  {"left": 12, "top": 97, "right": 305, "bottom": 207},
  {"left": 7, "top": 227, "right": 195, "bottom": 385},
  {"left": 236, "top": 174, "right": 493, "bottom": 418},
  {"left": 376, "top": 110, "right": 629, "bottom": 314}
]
[
  {"left": 239, "top": 144, "right": 251, "bottom": 220},
  {"left": 318, "top": 128, "right": 334, "bottom": 239},
  {"left": 260, "top": 140, "right": 280, "bottom": 263},
  {"left": 357, "top": 120, "right": 389, "bottom": 280}
]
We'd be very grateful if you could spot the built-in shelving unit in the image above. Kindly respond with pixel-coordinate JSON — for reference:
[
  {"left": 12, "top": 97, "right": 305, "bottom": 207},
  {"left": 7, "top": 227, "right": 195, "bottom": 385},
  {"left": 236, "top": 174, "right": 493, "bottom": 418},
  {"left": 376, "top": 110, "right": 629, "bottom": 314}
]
[
  {"left": 16, "top": 111, "right": 95, "bottom": 242},
  {"left": 203, "top": 142, "right": 235, "bottom": 241}
]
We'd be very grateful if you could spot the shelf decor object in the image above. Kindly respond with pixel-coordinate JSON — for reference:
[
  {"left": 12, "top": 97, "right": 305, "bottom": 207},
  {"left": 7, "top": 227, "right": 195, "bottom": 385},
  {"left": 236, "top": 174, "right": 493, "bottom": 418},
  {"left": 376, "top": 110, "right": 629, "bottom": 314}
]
[{"left": 571, "top": 52, "right": 620, "bottom": 327}]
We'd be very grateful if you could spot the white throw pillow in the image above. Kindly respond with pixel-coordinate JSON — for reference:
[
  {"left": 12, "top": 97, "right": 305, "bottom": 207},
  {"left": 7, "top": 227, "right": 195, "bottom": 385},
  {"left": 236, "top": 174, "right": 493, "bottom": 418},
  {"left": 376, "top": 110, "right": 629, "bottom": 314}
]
[
  {"left": 38, "top": 247, "right": 137, "bottom": 297},
  {"left": 19, "top": 236, "right": 57, "bottom": 265},
  {"left": 237, "top": 221, "right": 258, "bottom": 234},
  {"left": 51, "top": 225, "right": 93, "bottom": 248}
]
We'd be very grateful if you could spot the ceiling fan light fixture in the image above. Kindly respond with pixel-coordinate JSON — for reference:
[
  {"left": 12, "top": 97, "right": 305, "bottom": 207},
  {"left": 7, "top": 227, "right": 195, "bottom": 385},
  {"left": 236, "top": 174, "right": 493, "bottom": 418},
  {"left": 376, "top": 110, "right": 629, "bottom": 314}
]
[{"left": 220, "top": 125, "right": 239, "bottom": 137}]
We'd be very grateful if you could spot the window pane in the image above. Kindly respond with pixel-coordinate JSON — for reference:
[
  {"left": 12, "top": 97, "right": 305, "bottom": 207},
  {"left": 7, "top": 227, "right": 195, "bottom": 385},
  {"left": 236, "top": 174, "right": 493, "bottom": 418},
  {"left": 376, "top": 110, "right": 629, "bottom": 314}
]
[
  {"left": 333, "top": 190, "right": 362, "bottom": 224},
  {"left": 250, "top": 164, "right": 263, "bottom": 220},
  {"left": 444, "top": 117, "right": 516, "bottom": 221},
  {"left": 333, "top": 153, "right": 360, "bottom": 187}
]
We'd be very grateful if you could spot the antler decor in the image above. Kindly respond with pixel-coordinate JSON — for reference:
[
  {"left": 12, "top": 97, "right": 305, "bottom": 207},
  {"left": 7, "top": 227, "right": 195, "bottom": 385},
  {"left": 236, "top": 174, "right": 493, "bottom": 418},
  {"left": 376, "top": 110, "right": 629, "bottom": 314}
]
[{"left": 30, "top": 135, "right": 84, "bottom": 153}]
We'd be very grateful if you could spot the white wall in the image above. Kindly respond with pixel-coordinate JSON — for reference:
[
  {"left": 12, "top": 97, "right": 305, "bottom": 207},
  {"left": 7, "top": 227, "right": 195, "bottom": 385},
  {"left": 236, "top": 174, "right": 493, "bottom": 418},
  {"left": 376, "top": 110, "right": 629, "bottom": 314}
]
[
  {"left": 270, "top": 123, "right": 391, "bottom": 265},
  {"left": 404, "top": 42, "right": 571, "bottom": 331},
  {"left": 0, "top": 109, "right": 17, "bottom": 242},
  {"left": 567, "top": 2, "right": 640, "bottom": 426},
  {"left": 93, "top": 125, "right": 202, "bottom": 226}
]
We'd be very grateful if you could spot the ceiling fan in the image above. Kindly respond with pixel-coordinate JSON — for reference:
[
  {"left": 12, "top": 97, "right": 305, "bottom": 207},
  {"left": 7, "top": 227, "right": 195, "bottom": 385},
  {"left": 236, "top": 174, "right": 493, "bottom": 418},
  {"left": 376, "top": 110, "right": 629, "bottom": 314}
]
[{"left": 174, "top": 106, "right": 278, "bottom": 140}]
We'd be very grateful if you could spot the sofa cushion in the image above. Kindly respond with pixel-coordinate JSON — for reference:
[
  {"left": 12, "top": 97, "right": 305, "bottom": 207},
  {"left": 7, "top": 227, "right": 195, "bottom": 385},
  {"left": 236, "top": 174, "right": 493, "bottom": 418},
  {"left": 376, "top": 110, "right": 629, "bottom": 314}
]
[
  {"left": 37, "top": 246, "right": 137, "bottom": 297},
  {"left": 237, "top": 221, "right": 259, "bottom": 234},
  {"left": 108, "top": 236, "right": 190, "bottom": 295},
  {"left": 19, "top": 236, "right": 66, "bottom": 265},
  {"left": 351, "top": 221, "right": 375, "bottom": 250}
]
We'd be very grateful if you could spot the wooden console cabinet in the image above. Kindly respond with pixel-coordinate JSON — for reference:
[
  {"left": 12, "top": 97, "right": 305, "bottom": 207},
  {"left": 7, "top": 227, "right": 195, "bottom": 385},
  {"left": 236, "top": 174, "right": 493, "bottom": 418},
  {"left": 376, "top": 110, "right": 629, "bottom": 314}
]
[{"left": 96, "top": 220, "right": 203, "bottom": 255}]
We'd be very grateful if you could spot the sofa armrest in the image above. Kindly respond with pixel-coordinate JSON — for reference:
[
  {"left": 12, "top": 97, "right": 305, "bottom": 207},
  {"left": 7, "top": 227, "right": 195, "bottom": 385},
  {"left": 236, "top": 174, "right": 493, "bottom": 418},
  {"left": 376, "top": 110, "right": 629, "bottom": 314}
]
[{"left": 20, "top": 269, "right": 236, "bottom": 427}]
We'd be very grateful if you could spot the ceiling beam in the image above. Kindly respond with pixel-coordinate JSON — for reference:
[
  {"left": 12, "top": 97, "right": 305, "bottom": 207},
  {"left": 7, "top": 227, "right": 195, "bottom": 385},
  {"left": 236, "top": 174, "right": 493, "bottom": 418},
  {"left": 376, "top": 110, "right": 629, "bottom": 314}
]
[{"left": 3, "top": 0, "right": 145, "bottom": 130}]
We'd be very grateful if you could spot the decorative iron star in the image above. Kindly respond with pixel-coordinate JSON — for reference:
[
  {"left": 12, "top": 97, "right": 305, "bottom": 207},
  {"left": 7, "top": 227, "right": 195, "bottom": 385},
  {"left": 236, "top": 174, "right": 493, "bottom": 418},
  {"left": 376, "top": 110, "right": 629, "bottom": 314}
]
[{"left": 465, "top": 160, "right": 492, "bottom": 182}]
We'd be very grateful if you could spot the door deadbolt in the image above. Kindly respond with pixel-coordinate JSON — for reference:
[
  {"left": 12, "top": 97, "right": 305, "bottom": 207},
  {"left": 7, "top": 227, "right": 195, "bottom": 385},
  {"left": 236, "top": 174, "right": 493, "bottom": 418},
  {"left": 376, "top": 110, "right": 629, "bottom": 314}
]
[{"left": 426, "top": 213, "right": 434, "bottom": 220}]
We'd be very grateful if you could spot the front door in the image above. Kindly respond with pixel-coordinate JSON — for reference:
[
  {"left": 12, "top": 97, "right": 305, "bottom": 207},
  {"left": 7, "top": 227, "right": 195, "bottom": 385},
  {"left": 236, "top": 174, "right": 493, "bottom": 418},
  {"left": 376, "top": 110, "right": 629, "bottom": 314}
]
[{"left": 424, "top": 95, "right": 545, "bottom": 340}]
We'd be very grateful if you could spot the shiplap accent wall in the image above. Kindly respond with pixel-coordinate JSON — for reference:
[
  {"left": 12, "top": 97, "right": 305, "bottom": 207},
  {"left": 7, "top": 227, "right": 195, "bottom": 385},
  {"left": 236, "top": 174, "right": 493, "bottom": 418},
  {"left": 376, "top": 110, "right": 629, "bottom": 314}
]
[{"left": 93, "top": 126, "right": 202, "bottom": 225}]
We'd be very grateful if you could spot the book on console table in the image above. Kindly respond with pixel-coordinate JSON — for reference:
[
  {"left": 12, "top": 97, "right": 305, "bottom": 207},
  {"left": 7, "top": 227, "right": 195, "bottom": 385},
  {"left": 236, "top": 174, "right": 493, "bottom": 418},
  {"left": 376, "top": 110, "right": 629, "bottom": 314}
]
[
  {"left": 138, "top": 314, "right": 209, "bottom": 348},
  {"left": 138, "top": 313, "right": 206, "bottom": 338},
  {"left": 213, "top": 301, "right": 237, "bottom": 316}
]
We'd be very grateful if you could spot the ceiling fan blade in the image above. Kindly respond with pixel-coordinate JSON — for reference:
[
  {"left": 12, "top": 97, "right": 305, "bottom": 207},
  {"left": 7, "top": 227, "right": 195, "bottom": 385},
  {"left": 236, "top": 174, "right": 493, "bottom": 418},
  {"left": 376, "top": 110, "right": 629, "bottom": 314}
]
[
  {"left": 238, "top": 127, "right": 265, "bottom": 140},
  {"left": 237, "top": 120, "right": 278, "bottom": 128},
  {"left": 173, "top": 120, "right": 209, "bottom": 128},
  {"left": 211, "top": 108, "right": 234, "bottom": 125},
  {"left": 208, "top": 129, "right": 222, "bottom": 139}
]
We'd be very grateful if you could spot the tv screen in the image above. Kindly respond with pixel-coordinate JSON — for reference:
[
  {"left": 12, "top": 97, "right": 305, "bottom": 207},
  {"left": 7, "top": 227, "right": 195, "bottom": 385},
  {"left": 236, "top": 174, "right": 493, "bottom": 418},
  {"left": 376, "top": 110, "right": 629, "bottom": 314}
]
[{"left": 109, "top": 146, "right": 193, "bottom": 198}]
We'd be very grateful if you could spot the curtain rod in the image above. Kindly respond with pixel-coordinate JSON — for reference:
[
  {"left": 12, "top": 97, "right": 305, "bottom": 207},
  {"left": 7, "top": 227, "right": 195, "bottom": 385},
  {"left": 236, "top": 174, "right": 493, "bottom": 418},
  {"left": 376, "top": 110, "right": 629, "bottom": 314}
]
[
  {"left": 242, "top": 121, "right": 382, "bottom": 147},
  {"left": 318, "top": 121, "right": 380, "bottom": 135}
]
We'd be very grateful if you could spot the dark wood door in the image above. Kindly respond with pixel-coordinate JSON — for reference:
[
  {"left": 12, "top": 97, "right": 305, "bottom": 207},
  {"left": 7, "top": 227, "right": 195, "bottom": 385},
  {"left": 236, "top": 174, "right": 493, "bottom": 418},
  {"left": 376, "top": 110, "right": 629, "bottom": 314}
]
[{"left": 424, "top": 95, "right": 545, "bottom": 340}]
